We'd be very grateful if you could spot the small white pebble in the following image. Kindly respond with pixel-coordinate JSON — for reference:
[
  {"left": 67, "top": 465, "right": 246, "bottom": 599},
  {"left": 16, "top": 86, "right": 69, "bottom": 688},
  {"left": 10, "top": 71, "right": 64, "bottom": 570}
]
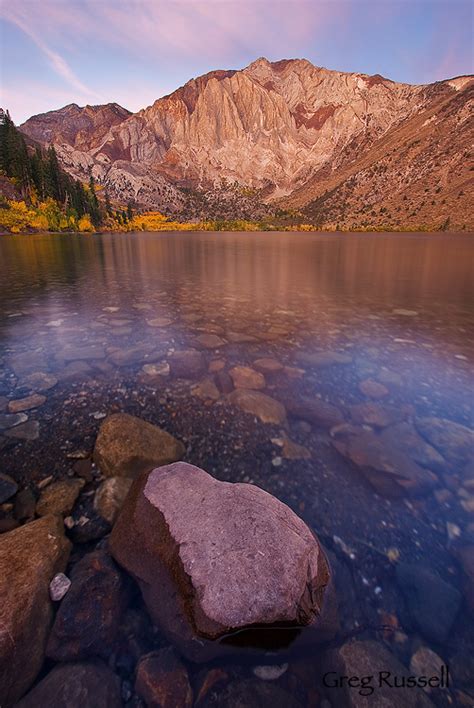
[
  {"left": 49, "top": 573, "right": 71, "bottom": 601},
  {"left": 253, "top": 663, "right": 288, "bottom": 681}
]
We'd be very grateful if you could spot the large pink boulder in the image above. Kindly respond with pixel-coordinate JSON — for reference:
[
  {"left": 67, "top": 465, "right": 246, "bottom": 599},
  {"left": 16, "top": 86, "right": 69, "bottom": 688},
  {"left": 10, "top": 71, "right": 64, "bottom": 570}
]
[{"left": 110, "top": 462, "right": 337, "bottom": 661}]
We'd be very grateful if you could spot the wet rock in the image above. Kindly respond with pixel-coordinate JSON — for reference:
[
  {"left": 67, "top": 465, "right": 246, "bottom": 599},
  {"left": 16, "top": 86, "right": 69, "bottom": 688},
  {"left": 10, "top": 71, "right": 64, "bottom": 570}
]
[
  {"left": 8, "top": 393, "right": 46, "bottom": 413},
  {"left": 229, "top": 365, "right": 265, "bottom": 390},
  {"left": 5, "top": 420, "right": 40, "bottom": 440},
  {"left": 110, "top": 462, "right": 337, "bottom": 661},
  {"left": 191, "top": 378, "right": 221, "bottom": 401},
  {"left": 295, "top": 350, "right": 352, "bottom": 367},
  {"left": 94, "top": 477, "right": 133, "bottom": 525},
  {"left": 146, "top": 317, "right": 173, "bottom": 327},
  {"left": 455, "top": 545, "right": 474, "bottom": 617},
  {"left": 21, "top": 372, "right": 58, "bottom": 391},
  {"left": 58, "top": 344, "right": 106, "bottom": 361},
  {"left": 228, "top": 390, "right": 287, "bottom": 425},
  {"left": 169, "top": 349, "right": 206, "bottom": 378},
  {"left": 358, "top": 378, "right": 389, "bottom": 399},
  {"left": 415, "top": 417, "right": 474, "bottom": 466},
  {"left": 0, "top": 515, "right": 71, "bottom": 704},
  {"left": 0, "top": 472, "right": 18, "bottom": 504},
  {"left": 349, "top": 402, "right": 404, "bottom": 428},
  {"left": 0, "top": 412, "right": 28, "bottom": 430},
  {"left": 199, "top": 679, "right": 302, "bottom": 708},
  {"left": 47, "top": 550, "right": 129, "bottom": 662},
  {"left": 396, "top": 563, "right": 461, "bottom": 643},
  {"left": 253, "top": 357, "right": 284, "bottom": 374},
  {"left": 15, "top": 661, "right": 122, "bottom": 708},
  {"left": 94, "top": 413, "right": 185, "bottom": 478},
  {"left": 142, "top": 362, "right": 170, "bottom": 377},
  {"left": 195, "top": 333, "right": 227, "bottom": 349},
  {"left": 208, "top": 358, "right": 225, "bottom": 373},
  {"left": 135, "top": 648, "right": 193, "bottom": 708},
  {"left": 283, "top": 395, "right": 344, "bottom": 428},
  {"left": 49, "top": 572, "right": 72, "bottom": 601},
  {"left": 332, "top": 427, "right": 438, "bottom": 496},
  {"left": 214, "top": 370, "right": 234, "bottom": 394},
  {"left": 322, "top": 640, "right": 433, "bottom": 708},
  {"left": 14, "top": 487, "right": 37, "bottom": 520},
  {"left": 226, "top": 331, "right": 258, "bottom": 343},
  {"left": 379, "top": 422, "right": 446, "bottom": 473},
  {"left": 36, "top": 478, "right": 85, "bottom": 517},
  {"left": 72, "top": 458, "right": 93, "bottom": 482},
  {"left": 410, "top": 647, "right": 446, "bottom": 692}
]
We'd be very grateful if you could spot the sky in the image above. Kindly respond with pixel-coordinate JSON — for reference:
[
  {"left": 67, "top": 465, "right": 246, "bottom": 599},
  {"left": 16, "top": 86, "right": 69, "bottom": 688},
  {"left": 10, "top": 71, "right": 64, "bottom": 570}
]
[{"left": 0, "top": 0, "right": 472, "bottom": 124}]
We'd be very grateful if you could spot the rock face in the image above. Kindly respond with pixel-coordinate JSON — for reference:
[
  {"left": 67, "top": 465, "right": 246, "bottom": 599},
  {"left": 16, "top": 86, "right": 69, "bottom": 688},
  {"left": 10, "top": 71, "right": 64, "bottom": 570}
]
[
  {"left": 110, "top": 462, "right": 337, "bottom": 661},
  {"left": 93, "top": 413, "right": 185, "bottom": 477},
  {"left": 16, "top": 661, "right": 122, "bottom": 708},
  {"left": 0, "top": 515, "right": 71, "bottom": 704},
  {"left": 19, "top": 59, "right": 474, "bottom": 228}
]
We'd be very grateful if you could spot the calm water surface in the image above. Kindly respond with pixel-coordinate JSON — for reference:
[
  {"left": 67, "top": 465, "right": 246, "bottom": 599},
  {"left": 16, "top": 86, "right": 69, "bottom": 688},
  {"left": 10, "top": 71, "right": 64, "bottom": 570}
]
[{"left": 1, "top": 231, "right": 473, "bottom": 704}]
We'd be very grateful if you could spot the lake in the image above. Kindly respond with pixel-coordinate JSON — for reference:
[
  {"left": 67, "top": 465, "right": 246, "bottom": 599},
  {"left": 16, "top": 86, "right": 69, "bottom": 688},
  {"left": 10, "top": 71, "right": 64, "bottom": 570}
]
[{"left": 1, "top": 231, "right": 473, "bottom": 704}]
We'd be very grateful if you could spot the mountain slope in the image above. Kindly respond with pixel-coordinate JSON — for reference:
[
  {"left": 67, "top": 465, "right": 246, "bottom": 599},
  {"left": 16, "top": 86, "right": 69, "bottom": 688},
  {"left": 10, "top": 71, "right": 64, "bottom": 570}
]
[{"left": 18, "top": 59, "right": 474, "bottom": 227}]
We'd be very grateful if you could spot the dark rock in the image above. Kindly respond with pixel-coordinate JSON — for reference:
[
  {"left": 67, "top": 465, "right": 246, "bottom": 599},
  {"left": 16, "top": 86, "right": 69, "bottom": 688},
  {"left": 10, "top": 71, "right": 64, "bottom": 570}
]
[
  {"left": 68, "top": 512, "right": 111, "bottom": 543},
  {"left": 135, "top": 648, "right": 193, "bottom": 708},
  {"left": 14, "top": 488, "right": 36, "bottom": 520},
  {"left": 283, "top": 394, "right": 344, "bottom": 428},
  {"left": 94, "top": 413, "right": 185, "bottom": 478},
  {"left": 15, "top": 661, "right": 122, "bottom": 708},
  {"left": 0, "top": 517, "right": 19, "bottom": 533},
  {"left": 455, "top": 544, "right": 474, "bottom": 617},
  {"left": 110, "top": 462, "right": 337, "bottom": 661},
  {"left": 396, "top": 563, "right": 462, "bottom": 643},
  {"left": 0, "top": 412, "right": 28, "bottom": 430},
  {"left": 0, "top": 472, "right": 18, "bottom": 504},
  {"left": 198, "top": 678, "right": 303, "bottom": 708},
  {"left": 47, "top": 550, "right": 129, "bottom": 661},
  {"left": 0, "top": 515, "right": 71, "bottom": 704},
  {"left": 169, "top": 349, "right": 206, "bottom": 378},
  {"left": 214, "top": 370, "right": 234, "bottom": 394}
]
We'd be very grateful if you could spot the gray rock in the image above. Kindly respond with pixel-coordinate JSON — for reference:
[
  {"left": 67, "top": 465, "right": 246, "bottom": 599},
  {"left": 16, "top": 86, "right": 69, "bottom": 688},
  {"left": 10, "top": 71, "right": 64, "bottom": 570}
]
[
  {"left": 110, "top": 462, "right": 337, "bottom": 661},
  {"left": 49, "top": 572, "right": 71, "bottom": 601},
  {"left": 0, "top": 412, "right": 28, "bottom": 430},
  {"left": 94, "top": 413, "right": 185, "bottom": 478}
]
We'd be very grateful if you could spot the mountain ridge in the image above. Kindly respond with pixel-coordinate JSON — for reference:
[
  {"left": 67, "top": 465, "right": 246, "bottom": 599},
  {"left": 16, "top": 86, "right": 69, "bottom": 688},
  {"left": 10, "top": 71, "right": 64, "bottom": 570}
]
[{"left": 18, "top": 57, "right": 474, "bottom": 229}]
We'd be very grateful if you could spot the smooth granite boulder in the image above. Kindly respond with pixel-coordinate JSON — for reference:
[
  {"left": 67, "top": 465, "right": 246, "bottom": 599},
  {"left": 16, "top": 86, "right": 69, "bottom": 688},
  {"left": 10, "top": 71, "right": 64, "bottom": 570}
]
[
  {"left": 94, "top": 413, "right": 185, "bottom": 478},
  {"left": 110, "top": 462, "right": 337, "bottom": 661}
]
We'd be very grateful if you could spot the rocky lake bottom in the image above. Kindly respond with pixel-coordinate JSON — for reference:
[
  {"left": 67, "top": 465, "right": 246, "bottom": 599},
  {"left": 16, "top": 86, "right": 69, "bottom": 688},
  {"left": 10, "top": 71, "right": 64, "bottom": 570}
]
[{"left": 0, "top": 231, "right": 473, "bottom": 707}]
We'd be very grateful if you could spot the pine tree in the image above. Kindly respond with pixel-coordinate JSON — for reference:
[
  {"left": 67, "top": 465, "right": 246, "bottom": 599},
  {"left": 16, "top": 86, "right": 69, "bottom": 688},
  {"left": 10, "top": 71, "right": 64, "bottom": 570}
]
[{"left": 127, "top": 200, "right": 134, "bottom": 221}]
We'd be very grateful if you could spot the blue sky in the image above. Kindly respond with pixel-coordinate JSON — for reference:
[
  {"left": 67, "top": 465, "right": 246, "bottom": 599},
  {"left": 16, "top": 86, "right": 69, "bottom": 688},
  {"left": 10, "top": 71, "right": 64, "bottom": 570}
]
[{"left": 1, "top": 0, "right": 472, "bottom": 124}]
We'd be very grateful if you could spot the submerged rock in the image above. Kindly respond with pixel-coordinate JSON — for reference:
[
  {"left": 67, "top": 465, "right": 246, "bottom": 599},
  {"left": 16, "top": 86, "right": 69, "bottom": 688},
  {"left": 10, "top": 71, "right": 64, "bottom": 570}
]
[
  {"left": 8, "top": 393, "right": 46, "bottom": 413},
  {"left": 415, "top": 417, "right": 474, "bottom": 466},
  {"left": 110, "top": 462, "right": 337, "bottom": 661},
  {"left": 332, "top": 426, "right": 438, "bottom": 496},
  {"left": 228, "top": 389, "right": 287, "bottom": 425},
  {"left": 195, "top": 333, "right": 227, "bottom": 349},
  {"left": 295, "top": 350, "right": 352, "bottom": 367},
  {"left": 5, "top": 420, "right": 40, "bottom": 441},
  {"left": 93, "top": 476, "right": 133, "bottom": 525},
  {"left": 0, "top": 515, "right": 71, "bottom": 704},
  {"left": 36, "top": 478, "right": 85, "bottom": 517},
  {"left": 47, "top": 550, "right": 129, "bottom": 662},
  {"left": 0, "top": 472, "right": 18, "bottom": 504},
  {"left": 135, "top": 648, "right": 193, "bottom": 708},
  {"left": 283, "top": 394, "right": 344, "bottom": 428},
  {"left": 94, "top": 413, "right": 185, "bottom": 478},
  {"left": 169, "top": 348, "right": 206, "bottom": 378},
  {"left": 229, "top": 365, "right": 265, "bottom": 390},
  {"left": 16, "top": 661, "right": 122, "bottom": 708},
  {"left": 199, "top": 678, "right": 302, "bottom": 708},
  {"left": 358, "top": 378, "right": 389, "bottom": 399},
  {"left": 396, "top": 563, "right": 461, "bottom": 643}
]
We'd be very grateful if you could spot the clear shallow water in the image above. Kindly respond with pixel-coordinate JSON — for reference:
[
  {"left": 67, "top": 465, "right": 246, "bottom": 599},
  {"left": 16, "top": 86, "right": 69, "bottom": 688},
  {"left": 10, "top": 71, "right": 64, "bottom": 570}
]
[{"left": 1, "top": 231, "right": 473, "bottom": 704}]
